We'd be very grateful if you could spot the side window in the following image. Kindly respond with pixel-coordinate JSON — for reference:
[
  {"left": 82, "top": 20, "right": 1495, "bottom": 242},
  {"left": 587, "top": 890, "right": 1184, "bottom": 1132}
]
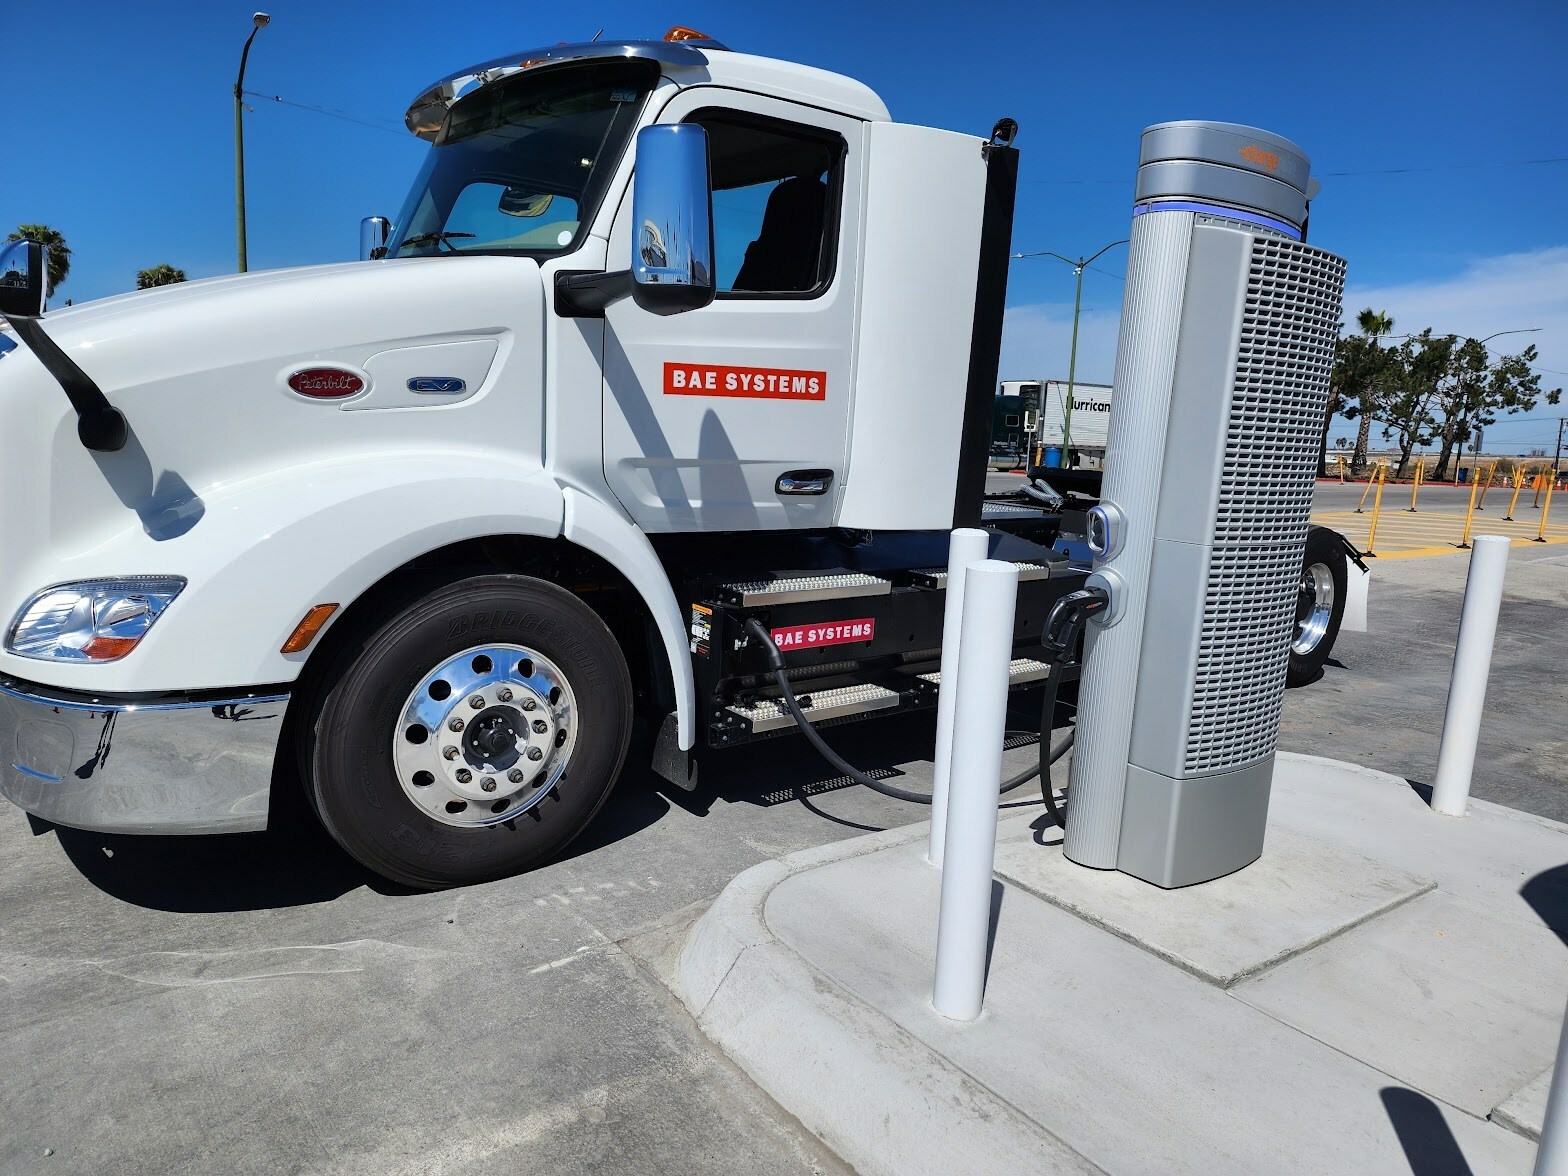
[{"left": 686, "top": 111, "right": 844, "bottom": 297}]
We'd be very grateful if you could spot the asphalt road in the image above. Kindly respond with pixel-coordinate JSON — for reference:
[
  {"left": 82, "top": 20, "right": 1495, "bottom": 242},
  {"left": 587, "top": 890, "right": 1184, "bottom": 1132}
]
[{"left": 2, "top": 479, "right": 1563, "bottom": 1174}]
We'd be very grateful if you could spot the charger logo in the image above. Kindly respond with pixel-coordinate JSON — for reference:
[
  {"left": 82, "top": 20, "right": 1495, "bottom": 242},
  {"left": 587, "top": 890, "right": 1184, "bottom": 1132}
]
[
  {"left": 771, "top": 618, "right": 875, "bottom": 650},
  {"left": 665, "top": 362, "right": 827, "bottom": 401}
]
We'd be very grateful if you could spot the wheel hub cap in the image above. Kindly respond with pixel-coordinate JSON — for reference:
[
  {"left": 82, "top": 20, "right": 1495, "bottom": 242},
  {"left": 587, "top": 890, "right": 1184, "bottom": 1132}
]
[{"left": 393, "top": 643, "right": 577, "bottom": 827}]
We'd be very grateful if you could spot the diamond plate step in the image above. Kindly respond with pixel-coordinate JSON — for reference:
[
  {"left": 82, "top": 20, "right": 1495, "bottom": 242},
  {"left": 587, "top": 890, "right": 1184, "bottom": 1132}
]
[
  {"left": 914, "top": 657, "right": 1052, "bottom": 688},
  {"left": 717, "top": 570, "right": 891, "bottom": 607},
  {"left": 908, "top": 561, "right": 1055, "bottom": 590},
  {"left": 724, "top": 682, "right": 901, "bottom": 733}
]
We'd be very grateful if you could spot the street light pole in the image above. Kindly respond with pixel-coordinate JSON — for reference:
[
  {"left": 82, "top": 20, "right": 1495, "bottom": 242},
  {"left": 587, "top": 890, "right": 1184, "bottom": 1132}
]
[
  {"left": 234, "top": 12, "right": 271, "bottom": 273},
  {"left": 1012, "top": 240, "right": 1127, "bottom": 457}
]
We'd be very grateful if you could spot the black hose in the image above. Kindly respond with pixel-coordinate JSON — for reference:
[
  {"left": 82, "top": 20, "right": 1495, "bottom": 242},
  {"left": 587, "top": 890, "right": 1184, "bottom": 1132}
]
[{"left": 743, "top": 617, "right": 1066, "bottom": 807}]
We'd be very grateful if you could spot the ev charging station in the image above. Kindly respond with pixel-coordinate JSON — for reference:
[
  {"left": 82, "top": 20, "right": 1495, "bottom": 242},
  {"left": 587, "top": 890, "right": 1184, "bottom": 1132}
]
[{"left": 1063, "top": 121, "right": 1348, "bottom": 888}]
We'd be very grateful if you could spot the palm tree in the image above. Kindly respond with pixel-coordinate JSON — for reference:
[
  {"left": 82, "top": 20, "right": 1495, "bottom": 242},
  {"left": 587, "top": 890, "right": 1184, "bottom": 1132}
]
[
  {"left": 1349, "top": 308, "right": 1393, "bottom": 474},
  {"left": 137, "top": 264, "right": 187, "bottom": 289},
  {"left": 6, "top": 224, "right": 71, "bottom": 298}
]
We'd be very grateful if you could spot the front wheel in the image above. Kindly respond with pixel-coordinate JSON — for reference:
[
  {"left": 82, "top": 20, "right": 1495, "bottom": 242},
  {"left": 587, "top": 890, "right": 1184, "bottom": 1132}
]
[
  {"left": 1286, "top": 527, "right": 1348, "bottom": 688},
  {"left": 308, "top": 574, "right": 633, "bottom": 889}
]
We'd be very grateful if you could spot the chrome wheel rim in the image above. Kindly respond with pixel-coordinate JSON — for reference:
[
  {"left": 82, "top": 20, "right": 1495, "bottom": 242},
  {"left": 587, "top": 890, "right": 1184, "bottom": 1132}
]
[
  {"left": 1292, "top": 562, "right": 1335, "bottom": 655},
  {"left": 393, "top": 643, "right": 577, "bottom": 828}
]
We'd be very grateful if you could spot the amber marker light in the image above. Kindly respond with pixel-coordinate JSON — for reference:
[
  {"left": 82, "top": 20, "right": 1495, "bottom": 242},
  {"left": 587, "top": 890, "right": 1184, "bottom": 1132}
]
[
  {"left": 281, "top": 604, "right": 339, "bottom": 654},
  {"left": 663, "top": 26, "right": 712, "bottom": 41}
]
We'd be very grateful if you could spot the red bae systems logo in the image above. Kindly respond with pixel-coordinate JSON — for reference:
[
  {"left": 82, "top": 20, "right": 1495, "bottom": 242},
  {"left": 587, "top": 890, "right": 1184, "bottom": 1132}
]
[
  {"left": 771, "top": 618, "right": 876, "bottom": 650},
  {"left": 288, "top": 368, "right": 365, "bottom": 398},
  {"left": 664, "top": 362, "right": 827, "bottom": 401},
  {"left": 1238, "top": 145, "right": 1280, "bottom": 173}
]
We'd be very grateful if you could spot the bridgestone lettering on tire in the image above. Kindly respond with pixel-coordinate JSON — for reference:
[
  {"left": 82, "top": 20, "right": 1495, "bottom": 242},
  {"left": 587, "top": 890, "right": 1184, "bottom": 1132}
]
[{"left": 308, "top": 574, "right": 632, "bottom": 889}]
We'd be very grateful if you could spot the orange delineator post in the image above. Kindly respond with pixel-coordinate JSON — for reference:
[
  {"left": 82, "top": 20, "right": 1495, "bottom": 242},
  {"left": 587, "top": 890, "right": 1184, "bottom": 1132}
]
[
  {"left": 1405, "top": 457, "right": 1424, "bottom": 512},
  {"left": 1535, "top": 475, "right": 1557, "bottom": 544},
  {"left": 1457, "top": 466, "right": 1482, "bottom": 549},
  {"left": 1503, "top": 467, "right": 1526, "bottom": 521},
  {"left": 1365, "top": 464, "right": 1387, "bottom": 556}
]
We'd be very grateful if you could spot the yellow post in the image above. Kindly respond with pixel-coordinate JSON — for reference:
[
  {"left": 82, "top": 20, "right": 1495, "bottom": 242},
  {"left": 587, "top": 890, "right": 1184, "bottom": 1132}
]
[
  {"left": 1405, "top": 457, "right": 1424, "bottom": 512},
  {"left": 1355, "top": 462, "right": 1380, "bottom": 512},
  {"left": 1338, "top": 456, "right": 1347, "bottom": 483},
  {"left": 1503, "top": 466, "right": 1526, "bottom": 521},
  {"left": 1536, "top": 474, "right": 1557, "bottom": 543},
  {"left": 1536, "top": 469, "right": 1548, "bottom": 509},
  {"left": 1476, "top": 461, "right": 1497, "bottom": 510},
  {"left": 1365, "top": 464, "right": 1387, "bottom": 556},
  {"left": 1457, "top": 465, "right": 1482, "bottom": 549}
]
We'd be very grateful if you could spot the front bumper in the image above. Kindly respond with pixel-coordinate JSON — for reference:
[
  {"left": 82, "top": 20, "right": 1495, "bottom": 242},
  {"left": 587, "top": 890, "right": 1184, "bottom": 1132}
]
[{"left": 0, "top": 675, "right": 289, "bottom": 834}]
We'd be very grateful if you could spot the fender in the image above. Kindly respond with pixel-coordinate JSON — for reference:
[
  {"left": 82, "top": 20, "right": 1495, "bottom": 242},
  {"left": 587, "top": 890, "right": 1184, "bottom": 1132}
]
[
  {"left": 0, "top": 451, "right": 565, "bottom": 694},
  {"left": 561, "top": 487, "right": 695, "bottom": 751}
]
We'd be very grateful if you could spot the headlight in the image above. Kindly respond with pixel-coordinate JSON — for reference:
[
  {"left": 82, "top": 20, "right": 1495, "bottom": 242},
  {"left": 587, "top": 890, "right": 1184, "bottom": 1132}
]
[{"left": 6, "top": 577, "right": 185, "bottom": 662}]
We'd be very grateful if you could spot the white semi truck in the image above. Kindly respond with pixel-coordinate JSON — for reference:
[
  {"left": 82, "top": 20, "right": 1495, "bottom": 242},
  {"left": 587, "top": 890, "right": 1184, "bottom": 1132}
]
[{"left": 0, "top": 32, "right": 1348, "bottom": 888}]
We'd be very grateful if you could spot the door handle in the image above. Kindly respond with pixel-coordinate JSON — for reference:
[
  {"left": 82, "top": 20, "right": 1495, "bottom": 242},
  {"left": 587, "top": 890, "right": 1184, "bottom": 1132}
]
[{"left": 776, "top": 469, "right": 834, "bottom": 496}]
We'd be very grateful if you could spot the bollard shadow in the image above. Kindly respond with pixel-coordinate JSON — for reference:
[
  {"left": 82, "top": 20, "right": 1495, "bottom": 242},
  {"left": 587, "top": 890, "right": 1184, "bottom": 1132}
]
[
  {"left": 1378, "top": 1086, "right": 1473, "bottom": 1176},
  {"left": 1407, "top": 778, "right": 1436, "bottom": 806},
  {"left": 984, "top": 879, "right": 1004, "bottom": 990},
  {"left": 1521, "top": 863, "right": 1568, "bottom": 949}
]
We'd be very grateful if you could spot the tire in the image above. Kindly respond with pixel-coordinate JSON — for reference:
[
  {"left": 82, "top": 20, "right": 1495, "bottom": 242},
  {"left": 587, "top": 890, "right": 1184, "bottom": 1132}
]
[
  {"left": 1286, "top": 527, "right": 1348, "bottom": 688},
  {"left": 308, "top": 574, "right": 633, "bottom": 889}
]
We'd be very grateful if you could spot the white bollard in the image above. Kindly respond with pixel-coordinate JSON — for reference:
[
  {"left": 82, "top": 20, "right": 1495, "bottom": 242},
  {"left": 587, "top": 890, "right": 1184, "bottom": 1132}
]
[
  {"left": 1432, "top": 534, "right": 1510, "bottom": 816},
  {"left": 932, "top": 559, "right": 1019, "bottom": 1021},
  {"left": 928, "top": 527, "right": 992, "bottom": 866},
  {"left": 1535, "top": 995, "right": 1568, "bottom": 1175}
]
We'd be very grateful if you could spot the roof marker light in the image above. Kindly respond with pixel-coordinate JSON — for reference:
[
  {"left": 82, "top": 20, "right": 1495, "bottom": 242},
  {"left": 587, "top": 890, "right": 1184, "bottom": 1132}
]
[{"left": 663, "top": 26, "right": 712, "bottom": 42}]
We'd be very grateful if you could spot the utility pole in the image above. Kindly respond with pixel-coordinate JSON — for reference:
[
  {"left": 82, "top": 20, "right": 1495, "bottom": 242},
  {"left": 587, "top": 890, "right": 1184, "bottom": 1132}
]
[
  {"left": 1013, "top": 240, "right": 1128, "bottom": 456},
  {"left": 1554, "top": 417, "right": 1565, "bottom": 478},
  {"left": 234, "top": 13, "right": 271, "bottom": 273}
]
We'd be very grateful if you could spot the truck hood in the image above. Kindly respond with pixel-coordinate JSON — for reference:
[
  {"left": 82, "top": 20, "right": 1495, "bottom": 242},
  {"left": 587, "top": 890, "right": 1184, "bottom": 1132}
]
[{"left": 0, "top": 255, "right": 547, "bottom": 671}]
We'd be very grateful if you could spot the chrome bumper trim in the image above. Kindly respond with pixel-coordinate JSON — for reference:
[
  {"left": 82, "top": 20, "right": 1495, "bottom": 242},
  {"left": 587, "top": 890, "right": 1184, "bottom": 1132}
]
[{"left": 0, "top": 677, "right": 289, "bottom": 835}]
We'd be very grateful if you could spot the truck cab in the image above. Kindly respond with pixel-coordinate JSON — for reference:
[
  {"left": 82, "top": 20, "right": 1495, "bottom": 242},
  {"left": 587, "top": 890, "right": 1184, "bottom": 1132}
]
[{"left": 0, "top": 32, "right": 1078, "bottom": 888}]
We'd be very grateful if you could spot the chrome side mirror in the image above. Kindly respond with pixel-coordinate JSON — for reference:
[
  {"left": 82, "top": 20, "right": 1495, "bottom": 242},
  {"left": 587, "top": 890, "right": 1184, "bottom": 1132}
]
[
  {"left": 0, "top": 239, "right": 47, "bottom": 317},
  {"left": 360, "top": 216, "right": 391, "bottom": 261},
  {"left": 630, "top": 124, "right": 714, "bottom": 315}
]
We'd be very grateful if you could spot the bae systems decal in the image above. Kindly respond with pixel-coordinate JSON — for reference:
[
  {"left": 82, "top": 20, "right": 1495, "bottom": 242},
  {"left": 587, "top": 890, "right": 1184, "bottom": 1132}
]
[
  {"left": 771, "top": 618, "right": 875, "bottom": 650},
  {"left": 664, "top": 361, "right": 827, "bottom": 401}
]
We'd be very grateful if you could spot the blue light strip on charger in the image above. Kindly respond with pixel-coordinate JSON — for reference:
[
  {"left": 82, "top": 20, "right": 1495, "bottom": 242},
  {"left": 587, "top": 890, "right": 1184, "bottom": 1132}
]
[{"left": 1132, "top": 200, "right": 1303, "bottom": 241}]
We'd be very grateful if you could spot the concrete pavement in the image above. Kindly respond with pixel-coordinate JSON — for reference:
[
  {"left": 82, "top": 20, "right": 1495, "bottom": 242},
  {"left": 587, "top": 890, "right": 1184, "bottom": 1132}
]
[{"left": 671, "top": 754, "right": 1567, "bottom": 1175}]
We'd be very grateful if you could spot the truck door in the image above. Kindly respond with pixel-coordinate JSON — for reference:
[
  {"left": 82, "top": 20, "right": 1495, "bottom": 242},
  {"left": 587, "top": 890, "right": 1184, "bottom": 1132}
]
[{"left": 601, "top": 91, "right": 863, "bottom": 532}]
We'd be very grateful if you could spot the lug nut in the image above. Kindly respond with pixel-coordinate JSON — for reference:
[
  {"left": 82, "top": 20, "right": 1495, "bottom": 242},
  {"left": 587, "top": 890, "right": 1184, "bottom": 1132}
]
[
  {"left": 497, "top": 688, "right": 513, "bottom": 703},
  {"left": 468, "top": 695, "right": 485, "bottom": 710},
  {"left": 526, "top": 747, "right": 544, "bottom": 762},
  {"left": 455, "top": 768, "right": 472, "bottom": 783},
  {"left": 520, "top": 697, "right": 537, "bottom": 712},
  {"left": 442, "top": 746, "right": 460, "bottom": 760},
  {"left": 508, "top": 769, "right": 524, "bottom": 783},
  {"left": 448, "top": 717, "right": 465, "bottom": 732},
  {"left": 480, "top": 776, "right": 497, "bottom": 793},
  {"left": 532, "top": 719, "right": 548, "bottom": 734}
]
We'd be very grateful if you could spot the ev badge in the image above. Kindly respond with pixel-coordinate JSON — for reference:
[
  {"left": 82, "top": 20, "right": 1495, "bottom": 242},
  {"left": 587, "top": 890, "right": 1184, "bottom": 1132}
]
[{"left": 407, "top": 377, "right": 467, "bottom": 395}]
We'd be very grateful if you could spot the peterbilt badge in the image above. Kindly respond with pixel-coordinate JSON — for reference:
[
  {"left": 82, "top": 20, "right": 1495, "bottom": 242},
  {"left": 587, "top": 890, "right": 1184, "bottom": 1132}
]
[{"left": 407, "top": 377, "right": 467, "bottom": 394}]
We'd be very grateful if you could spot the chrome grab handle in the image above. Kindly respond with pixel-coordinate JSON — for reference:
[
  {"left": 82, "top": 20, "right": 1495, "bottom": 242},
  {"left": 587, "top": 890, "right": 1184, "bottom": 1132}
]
[{"left": 776, "top": 469, "right": 834, "bottom": 496}]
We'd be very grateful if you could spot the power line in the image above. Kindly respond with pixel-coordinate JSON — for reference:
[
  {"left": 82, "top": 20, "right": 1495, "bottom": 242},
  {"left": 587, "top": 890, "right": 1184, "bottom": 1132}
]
[{"left": 242, "top": 90, "right": 407, "bottom": 137}]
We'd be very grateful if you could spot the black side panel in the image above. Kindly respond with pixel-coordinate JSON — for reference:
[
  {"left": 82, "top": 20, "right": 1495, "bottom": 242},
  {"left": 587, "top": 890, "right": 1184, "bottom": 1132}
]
[{"left": 951, "top": 143, "right": 1019, "bottom": 529}]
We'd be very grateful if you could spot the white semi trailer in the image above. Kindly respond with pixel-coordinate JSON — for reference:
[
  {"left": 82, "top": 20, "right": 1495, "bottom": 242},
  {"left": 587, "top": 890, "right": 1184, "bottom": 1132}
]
[{"left": 0, "top": 31, "right": 1349, "bottom": 889}]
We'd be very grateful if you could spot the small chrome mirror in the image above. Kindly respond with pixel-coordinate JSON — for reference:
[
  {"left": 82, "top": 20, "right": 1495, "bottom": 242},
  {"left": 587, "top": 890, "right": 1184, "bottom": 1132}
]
[
  {"left": 0, "top": 239, "right": 47, "bottom": 317},
  {"left": 631, "top": 124, "right": 714, "bottom": 315},
  {"left": 360, "top": 216, "right": 391, "bottom": 261}
]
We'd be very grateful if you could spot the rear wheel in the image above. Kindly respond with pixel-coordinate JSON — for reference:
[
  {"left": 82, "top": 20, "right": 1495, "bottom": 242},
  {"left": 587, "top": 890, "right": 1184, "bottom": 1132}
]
[
  {"left": 1286, "top": 527, "right": 1347, "bottom": 688},
  {"left": 308, "top": 574, "right": 632, "bottom": 888}
]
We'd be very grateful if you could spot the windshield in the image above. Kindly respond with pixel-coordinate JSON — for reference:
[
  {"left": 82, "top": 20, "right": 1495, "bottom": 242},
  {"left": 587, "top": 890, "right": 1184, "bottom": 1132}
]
[{"left": 387, "top": 59, "right": 658, "bottom": 259}]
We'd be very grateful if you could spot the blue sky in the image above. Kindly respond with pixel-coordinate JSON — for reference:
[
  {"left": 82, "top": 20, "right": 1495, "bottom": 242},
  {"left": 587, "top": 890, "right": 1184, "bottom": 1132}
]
[{"left": 6, "top": 0, "right": 1566, "bottom": 453}]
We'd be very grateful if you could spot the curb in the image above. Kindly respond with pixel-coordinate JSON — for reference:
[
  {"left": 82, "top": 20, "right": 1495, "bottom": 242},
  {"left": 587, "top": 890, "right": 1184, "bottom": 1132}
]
[{"left": 675, "top": 815, "right": 1103, "bottom": 1176}]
